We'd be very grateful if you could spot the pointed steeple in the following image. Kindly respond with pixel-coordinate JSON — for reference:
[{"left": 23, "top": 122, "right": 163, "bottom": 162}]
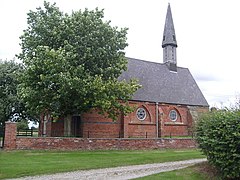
[
  {"left": 162, "top": 3, "right": 177, "bottom": 48},
  {"left": 162, "top": 3, "right": 178, "bottom": 72}
]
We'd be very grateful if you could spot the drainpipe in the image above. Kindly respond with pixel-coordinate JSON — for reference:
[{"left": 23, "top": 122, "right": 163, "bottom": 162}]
[{"left": 156, "top": 102, "right": 159, "bottom": 138}]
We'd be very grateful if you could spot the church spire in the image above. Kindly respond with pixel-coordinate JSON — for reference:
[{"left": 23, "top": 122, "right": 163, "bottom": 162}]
[
  {"left": 162, "top": 3, "right": 177, "bottom": 48},
  {"left": 162, "top": 3, "right": 178, "bottom": 72}
]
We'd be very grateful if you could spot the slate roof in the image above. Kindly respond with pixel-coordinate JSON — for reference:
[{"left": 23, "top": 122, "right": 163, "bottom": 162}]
[{"left": 119, "top": 58, "right": 209, "bottom": 107}]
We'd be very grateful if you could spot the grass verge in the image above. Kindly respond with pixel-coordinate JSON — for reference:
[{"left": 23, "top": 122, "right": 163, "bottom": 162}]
[
  {"left": 135, "top": 162, "right": 219, "bottom": 180},
  {"left": 0, "top": 149, "right": 205, "bottom": 179}
]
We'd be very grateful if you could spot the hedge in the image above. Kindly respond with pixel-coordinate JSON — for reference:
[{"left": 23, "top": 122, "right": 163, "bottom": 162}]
[{"left": 196, "top": 110, "right": 240, "bottom": 179}]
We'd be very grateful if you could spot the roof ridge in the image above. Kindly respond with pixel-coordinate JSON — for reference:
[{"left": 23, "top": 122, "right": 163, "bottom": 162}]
[{"left": 126, "top": 57, "right": 188, "bottom": 70}]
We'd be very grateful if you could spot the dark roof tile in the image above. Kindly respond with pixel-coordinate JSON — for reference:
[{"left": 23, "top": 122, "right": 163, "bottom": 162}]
[{"left": 119, "top": 58, "right": 209, "bottom": 107}]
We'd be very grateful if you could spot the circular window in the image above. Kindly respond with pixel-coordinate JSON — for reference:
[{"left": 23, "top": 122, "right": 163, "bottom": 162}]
[
  {"left": 136, "top": 108, "right": 146, "bottom": 120},
  {"left": 169, "top": 110, "right": 177, "bottom": 121}
]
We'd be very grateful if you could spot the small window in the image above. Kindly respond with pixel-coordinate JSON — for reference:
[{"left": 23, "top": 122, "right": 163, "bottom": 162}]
[
  {"left": 136, "top": 108, "right": 146, "bottom": 121},
  {"left": 169, "top": 110, "right": 177, "bottom": 121},
  {"left": 163, "top": 36, "right": 165, "bottom": 41},
  {"left": 173, "top": 35, "right": 176, "bottom": 41}
]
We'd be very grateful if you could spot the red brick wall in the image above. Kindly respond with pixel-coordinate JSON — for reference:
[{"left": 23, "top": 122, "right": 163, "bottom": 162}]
[
  {"left": 159, "top": 104, "right": 192, "bottom": 137},
  {"left": 4, "top": 122, "right": 17, "bottom": 150},
  {"left": 15, "top": 137, "right": 197, "bottom": 150},
  {"left": 39, "top": 102, "right": 206, "bottom": 138},
  {"left": 124, "top": 102, "right": 194, "bottom": 138},
  {"left": 51, "top": 118, "right": 64, "bottom": 137},
  {"left": 4, "top": 122, "right": 197, "bottom": 150},
  {"left": 81, "top": 110, "right": 122, "bottom": 138},
  {"left": 124, "top": 101, "right": 157, "bottom": 138}
]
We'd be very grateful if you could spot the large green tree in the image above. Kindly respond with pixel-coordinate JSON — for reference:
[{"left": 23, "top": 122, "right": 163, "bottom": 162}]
[
  {"left": 18, "top": 1, "right": 139, "bottom": 120},
  {"left": 0, "top": 60, "right": 30, "bottom": 127}
]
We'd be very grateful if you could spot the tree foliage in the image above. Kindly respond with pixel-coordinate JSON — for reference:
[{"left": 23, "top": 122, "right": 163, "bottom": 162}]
[
  {"left": 17, "top": 121, "right": 29, "bottom": 131},
  {"left": 18, "top": 1, "right": 140, "bottom": 120},
  {"left": 0, "top": 60, "right": 31, "bottom": 126},
  {"left": 196, "top": 109, "right": 240, "bottom": 179}
]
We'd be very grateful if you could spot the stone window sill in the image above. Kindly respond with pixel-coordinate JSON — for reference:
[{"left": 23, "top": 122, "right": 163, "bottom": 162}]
[
  {"left": 128, "top": 123, "right": 155, "bottom": 125},
  {"left": 164, "top": 122, "right": 187, "bottom": 126}
]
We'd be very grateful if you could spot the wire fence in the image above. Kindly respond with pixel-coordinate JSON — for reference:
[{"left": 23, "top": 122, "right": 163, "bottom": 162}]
[
  {"left": 50, "top": 130, "right": 158, "bottom": 138},
  {"left": 49, "top": 130, "right": 193, "bottom": 139},
  {"left": 162, "top": 132, "right": 195, "bottom": 139},
  {"left": 17, "top": 129, "right": 194, "bottom": 139}
]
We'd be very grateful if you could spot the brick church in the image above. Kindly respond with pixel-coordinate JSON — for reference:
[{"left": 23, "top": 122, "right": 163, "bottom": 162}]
[{"left": 39, "top": 4, "right": 209, "bottom": 138}]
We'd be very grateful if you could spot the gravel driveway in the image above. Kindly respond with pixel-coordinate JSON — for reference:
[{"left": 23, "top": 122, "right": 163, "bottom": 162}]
[{"left": 9, "top": 158, "right": 207, "bottom": 180}]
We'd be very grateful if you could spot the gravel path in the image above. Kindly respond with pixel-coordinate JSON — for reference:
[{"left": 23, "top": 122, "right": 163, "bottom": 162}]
[{"left": 9, "top": 158, "right": 207, "bottom": 180}]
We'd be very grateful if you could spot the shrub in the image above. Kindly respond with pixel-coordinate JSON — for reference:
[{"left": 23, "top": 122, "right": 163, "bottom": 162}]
[
  {"left": 196, "top": 109, "right": 240, "bottom": 179},
  {"left": 17, "top": 121, "right": 29, "bottom": 131}
]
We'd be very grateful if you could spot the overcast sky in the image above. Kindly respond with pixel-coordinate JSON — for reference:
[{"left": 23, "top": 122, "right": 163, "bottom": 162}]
[{"left": 1, "top": 0, "right": 240, "bottom": 108}]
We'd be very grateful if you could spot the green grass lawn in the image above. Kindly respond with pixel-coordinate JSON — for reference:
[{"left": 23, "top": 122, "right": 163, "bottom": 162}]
[
  {"left": 135, "top": 162, "right": 219, "bottom": 180},
  {"left": 0, "top": 149, "right": 205, "bottom": 179}
]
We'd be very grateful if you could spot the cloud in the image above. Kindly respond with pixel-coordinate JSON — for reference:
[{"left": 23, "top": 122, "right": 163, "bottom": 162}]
[
  {"left": 193, "top": 73, "right": 220, "bottom": 82},
  {"left": 1, "top": 0, "right": 240, "bottom": 107}
]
